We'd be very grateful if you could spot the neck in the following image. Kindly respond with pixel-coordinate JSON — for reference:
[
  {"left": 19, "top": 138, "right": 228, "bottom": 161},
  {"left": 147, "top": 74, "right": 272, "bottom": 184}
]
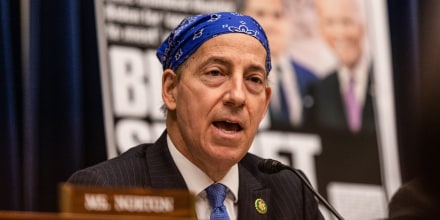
[{"left": 166, "top": 117, "right": 232, "bottom": 182}]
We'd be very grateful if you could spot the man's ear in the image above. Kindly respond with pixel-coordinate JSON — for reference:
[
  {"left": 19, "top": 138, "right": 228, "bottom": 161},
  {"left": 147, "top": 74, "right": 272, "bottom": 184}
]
[{"left": 162, "top": 69, "right": 178, "bottom": 111}]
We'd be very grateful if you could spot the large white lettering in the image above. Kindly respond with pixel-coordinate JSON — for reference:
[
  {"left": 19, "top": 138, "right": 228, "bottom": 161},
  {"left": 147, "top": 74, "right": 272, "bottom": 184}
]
[
  {"left": 109, "top": 46, "right": 148, "bottom": 117},
  {"left": 115, "top": 119, "right": 151, "bottom": 153},
  {"left": 143, "top": 50, "right": 165, "bottom": 120},
  {"left": 251, "top": 131, "right": 322, "bottom": 188}
]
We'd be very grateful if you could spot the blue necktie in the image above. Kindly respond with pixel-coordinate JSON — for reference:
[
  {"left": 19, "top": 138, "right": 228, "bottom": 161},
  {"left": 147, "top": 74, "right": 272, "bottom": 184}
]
[
  {"left": 205, "top": 183, "right": 230, "bottom": 220},
  {"left": 276, "top": 65, "right": 290, "bottom": 122}
]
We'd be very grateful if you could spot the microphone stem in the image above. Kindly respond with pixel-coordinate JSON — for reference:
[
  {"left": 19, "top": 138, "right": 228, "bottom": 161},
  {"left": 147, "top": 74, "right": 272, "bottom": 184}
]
[{"left": 287, "top": 167, "right": 345, "bottom": 220}]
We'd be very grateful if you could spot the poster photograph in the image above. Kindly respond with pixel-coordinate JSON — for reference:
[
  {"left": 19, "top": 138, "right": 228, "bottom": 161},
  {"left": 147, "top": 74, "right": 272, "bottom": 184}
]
[{"left": 95, "top": 0, "right": 400, "bottom": 219}]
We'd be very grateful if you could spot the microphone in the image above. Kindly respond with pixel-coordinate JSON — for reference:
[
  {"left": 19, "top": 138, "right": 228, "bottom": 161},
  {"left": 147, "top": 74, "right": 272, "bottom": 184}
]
[{"left": 258, "top": 159, "right": 345, "bottom": 220}]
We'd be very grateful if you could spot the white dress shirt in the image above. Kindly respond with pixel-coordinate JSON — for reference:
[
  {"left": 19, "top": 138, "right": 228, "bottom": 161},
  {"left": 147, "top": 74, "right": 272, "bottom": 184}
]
[
  {"left": 167, "top": 135, "right": 239, "bottom": 220},
  {"left": 337, "top": 51, "right": 371, "bottom": 109}
]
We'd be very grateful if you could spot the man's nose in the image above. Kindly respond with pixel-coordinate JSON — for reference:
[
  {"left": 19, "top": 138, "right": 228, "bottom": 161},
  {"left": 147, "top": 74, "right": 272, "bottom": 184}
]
[{"left": 224, "top": 75, "right": 246, "bottom": 108}]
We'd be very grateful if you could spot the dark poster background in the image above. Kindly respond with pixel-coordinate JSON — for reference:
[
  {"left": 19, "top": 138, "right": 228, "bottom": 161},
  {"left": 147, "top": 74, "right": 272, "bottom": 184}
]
[{"left": 0, "top": 0, "right": 437, "bottom": 217}]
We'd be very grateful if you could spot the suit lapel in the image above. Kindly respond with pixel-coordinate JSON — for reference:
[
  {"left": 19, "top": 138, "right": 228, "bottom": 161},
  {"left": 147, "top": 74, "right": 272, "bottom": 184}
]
[
  {"left": 145, "top": 131, "right": 188, "bottom": 189},
  {"left": 145, "top": 132, "right": 273, "bottom": 219},
  {"left": 237, "top": 163, "right": 270, "bottom": 220}
]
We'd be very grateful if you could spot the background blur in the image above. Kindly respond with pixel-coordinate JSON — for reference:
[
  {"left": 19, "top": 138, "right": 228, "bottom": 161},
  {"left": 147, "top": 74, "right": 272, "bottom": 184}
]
[{"left": 1, "top": 0, "right": 439, "bottom": 219}]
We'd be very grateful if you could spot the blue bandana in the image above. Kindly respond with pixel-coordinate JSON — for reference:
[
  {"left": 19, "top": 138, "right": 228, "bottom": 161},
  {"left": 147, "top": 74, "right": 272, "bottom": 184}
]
[{"left": 156, "top": 12, "right": 272, "bottom": 73}]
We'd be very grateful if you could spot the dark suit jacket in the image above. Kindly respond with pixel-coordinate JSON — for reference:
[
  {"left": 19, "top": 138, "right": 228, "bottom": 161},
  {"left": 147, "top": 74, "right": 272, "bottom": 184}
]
[
  {"left": 68, "top": 131, "right": 324, "bottom": 220},
  {"left": 309, "top": 67, "right": 382, "bottom": 197},
  {"left": 310, "top": 69, "right": 376, "bottom": 133},
  {"left": 269, "top": 61, "right": 318, "bottom": 131}
]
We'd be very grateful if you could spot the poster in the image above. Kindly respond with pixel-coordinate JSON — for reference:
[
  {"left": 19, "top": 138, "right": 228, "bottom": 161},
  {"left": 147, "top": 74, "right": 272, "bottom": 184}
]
[{"left": 95, "top": 0, "right": 400, "bottom": 219}]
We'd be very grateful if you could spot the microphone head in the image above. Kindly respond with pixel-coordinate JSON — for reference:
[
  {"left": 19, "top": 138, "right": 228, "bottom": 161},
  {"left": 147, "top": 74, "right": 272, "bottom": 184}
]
[{"left": 258, "top": 159, "right": 286, "bottom": 174}]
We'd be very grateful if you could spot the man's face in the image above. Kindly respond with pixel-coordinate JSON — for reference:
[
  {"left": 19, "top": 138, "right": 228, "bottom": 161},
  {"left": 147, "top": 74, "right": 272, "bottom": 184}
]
[
  {"left": 242, "top": 0, "right": 290, "bottom": 58},
  {"left": 163, "top": 33, "right": 271, "bottom": 177},
  {"left": 317, "top": 0, "right": 364, "bottom": 68}
]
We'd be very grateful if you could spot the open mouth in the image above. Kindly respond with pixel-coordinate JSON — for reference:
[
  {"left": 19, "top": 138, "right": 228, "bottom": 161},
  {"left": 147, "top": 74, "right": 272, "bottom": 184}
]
[{"left": 213, "top": 120, "right": 243, "bottom": 133}]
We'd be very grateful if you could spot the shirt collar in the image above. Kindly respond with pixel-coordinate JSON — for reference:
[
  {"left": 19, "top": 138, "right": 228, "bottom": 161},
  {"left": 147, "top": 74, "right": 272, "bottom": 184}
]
[
  {"left": 167, "top": 134, "right": 239, "bottom": 202},
  {"left": 338, "top": 51, "right": 371, "bottom": 104}
]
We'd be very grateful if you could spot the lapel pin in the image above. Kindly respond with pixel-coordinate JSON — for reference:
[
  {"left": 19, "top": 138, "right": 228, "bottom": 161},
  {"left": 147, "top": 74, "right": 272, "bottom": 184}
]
[{"left": 254, "top": 198, "right": 267, "bottom": 214}]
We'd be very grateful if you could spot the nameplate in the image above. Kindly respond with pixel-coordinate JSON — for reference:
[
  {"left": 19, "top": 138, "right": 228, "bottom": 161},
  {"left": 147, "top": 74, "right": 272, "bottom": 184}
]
[{"left": 59, "top": 183, "right": 196, "bottom": 218}]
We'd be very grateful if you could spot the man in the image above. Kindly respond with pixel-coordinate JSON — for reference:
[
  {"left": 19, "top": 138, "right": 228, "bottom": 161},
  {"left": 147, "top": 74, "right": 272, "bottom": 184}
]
[
  {"left": 310, "top": 1, "right": 383, "bottom": 217},
  {"left": 239, "top": 0, "right": 318, "bottom": 131},
  {"left": 68, "top": 12, "right": 323, "bottom": 220},
  {"left": 312, "top": 0, "right": 375, "bottom": 133}
]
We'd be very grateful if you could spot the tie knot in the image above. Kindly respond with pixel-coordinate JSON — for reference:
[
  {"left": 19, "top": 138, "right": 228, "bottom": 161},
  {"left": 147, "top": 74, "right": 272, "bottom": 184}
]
[
  {"left": 348, "top": 75, "right": 356, "bottom": 85},
  {"left": 205, "top": 183, "right": 227, "bottom": 209}
]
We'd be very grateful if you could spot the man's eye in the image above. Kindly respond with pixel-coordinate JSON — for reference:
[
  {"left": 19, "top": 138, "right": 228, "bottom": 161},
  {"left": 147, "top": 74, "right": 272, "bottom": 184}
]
[
  {"left": 200, "top": 69, "right": 226, "bottom": 86},
  {"left": 246, "top": 75, "right": 265, "bottom": 94},
  {"left": 248, "top": 76, "right": 263, "bottom": 84},
  {"left": 208, "top": 70, "right": 221, "bottom": 76}
]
